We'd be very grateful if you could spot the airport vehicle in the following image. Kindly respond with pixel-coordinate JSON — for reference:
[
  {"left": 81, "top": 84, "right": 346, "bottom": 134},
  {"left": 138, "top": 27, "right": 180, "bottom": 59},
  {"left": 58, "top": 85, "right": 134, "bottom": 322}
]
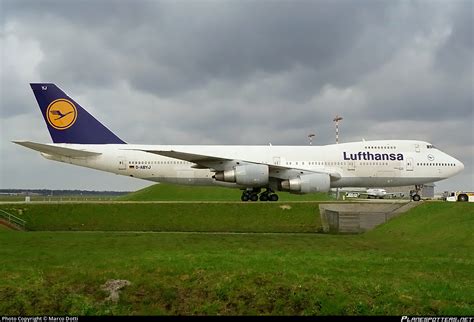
[
  {"left": 446, "top": 191, "right": 474, "bottom": 202},
  {"left": 14, "top": 84, "right": 465, "bottom": 202}
]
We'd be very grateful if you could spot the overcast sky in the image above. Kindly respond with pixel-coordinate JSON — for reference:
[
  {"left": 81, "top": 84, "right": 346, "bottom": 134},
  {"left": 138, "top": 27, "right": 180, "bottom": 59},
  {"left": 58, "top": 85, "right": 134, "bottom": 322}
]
[{"left": 0, "top": 0, "right": 472, "bottom": 192}]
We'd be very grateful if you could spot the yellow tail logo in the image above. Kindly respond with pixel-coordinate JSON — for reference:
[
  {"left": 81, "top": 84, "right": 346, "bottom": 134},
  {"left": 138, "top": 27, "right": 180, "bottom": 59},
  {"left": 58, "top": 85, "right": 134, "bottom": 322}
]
[{"left": 46, "top": 99, "right": 77, "bottom": 130}]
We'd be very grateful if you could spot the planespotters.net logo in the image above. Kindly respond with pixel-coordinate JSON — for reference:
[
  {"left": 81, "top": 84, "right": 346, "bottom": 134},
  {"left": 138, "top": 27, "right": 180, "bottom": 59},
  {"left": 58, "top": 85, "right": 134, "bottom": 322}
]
[{"left": 402, "top": 317, "right": 474, "bottom": 322}]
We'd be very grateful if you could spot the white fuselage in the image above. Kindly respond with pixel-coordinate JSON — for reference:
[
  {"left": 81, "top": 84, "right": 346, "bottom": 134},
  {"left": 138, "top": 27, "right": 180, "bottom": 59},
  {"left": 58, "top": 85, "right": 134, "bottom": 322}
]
[
  {"left": 41, "top": 140, "right": 464, "bottom": 191},
  {"left": 366, "top": 188, "right": 388, "bottom": 197}
]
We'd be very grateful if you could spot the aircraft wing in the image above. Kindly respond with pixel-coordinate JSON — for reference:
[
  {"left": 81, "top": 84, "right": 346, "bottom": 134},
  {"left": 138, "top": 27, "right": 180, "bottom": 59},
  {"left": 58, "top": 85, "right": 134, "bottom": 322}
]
[
  {"left": 13, "top": 141, "right": 102, "bottom": 157},
  {"left": 139, "top": 149, "right": 232, "bottom": 163},
  {"left": 137, "top": 149, "right": 341, "bottom": 180}
]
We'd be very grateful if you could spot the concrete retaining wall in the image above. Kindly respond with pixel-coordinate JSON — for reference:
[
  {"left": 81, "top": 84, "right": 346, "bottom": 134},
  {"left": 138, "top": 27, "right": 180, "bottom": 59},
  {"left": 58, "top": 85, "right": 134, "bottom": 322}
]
[{"left": 319, "top": 202, "right": 419, "bottom": 234}]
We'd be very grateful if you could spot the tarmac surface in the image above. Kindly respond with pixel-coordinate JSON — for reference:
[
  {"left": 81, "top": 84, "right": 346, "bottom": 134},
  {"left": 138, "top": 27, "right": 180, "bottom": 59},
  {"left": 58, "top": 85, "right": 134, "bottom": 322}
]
[{"left": 0, "top": 199, "right": 412, "bottom": 204}]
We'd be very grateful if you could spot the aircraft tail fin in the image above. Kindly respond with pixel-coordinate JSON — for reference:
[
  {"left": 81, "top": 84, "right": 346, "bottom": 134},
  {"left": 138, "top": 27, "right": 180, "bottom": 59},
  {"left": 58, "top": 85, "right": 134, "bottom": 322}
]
[{"left": 30, "top": 83, "right": 125, "bottom": 144}]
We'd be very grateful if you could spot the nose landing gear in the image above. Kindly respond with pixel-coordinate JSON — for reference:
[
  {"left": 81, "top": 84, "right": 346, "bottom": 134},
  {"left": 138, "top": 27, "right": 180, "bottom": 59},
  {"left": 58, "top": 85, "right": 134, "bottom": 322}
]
[{"left": 410, "top": 185, "right": 423, "bottom": 201}]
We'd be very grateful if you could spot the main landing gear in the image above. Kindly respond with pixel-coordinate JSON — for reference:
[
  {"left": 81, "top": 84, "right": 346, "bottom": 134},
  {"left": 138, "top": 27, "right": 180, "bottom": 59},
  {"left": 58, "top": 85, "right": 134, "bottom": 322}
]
[
  {"left": 241, "top": 188, "right": 279, "bottom": 202},
  {"left": 410, "top": 185, "right": 423, "bottom": 202}
]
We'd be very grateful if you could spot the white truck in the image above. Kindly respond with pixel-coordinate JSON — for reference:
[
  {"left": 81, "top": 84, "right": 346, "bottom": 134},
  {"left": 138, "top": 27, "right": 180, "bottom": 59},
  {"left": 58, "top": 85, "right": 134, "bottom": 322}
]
[{"left": 446, "top": 191, "right": 474, "bottom": 202}]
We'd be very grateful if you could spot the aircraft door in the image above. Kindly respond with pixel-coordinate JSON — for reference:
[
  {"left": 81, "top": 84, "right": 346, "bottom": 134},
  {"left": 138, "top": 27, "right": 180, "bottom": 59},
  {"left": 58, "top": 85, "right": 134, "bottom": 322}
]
[
  {"left": 406, "top": 157, "right": 414, "bottom": 171},
  {"left": 347, "top": 161, "right": 356, "bottom": 171},
  {"left": 118, "top": 156, "right": 127, "bottom": 170}
]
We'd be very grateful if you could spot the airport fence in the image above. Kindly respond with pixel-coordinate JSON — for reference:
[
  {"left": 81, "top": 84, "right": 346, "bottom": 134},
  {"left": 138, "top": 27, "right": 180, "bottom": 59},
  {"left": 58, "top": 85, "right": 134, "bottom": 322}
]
[{"left": 0, "top": 209, "right": 26, "bottom": 230}]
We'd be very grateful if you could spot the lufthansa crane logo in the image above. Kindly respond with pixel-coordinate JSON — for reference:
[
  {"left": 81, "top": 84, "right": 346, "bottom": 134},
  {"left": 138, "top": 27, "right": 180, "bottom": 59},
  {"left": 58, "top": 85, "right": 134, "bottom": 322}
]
[{"left": 46, "top": 99, "right": 77, "bottom": 130}]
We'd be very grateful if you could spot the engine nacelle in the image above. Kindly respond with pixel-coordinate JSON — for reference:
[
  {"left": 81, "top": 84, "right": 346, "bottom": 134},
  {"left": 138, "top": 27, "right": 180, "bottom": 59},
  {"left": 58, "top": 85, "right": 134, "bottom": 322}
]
[
  {"left": 214, "top": 164, "right": 269, "bottom": 187},
  {"left": 281, "top": 173, "right": 330, "bottom": 194}
]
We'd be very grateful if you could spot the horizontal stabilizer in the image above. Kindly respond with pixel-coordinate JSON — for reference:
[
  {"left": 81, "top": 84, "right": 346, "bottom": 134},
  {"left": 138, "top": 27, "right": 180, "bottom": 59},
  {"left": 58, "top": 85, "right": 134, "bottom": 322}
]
[{"left": 13, "top": 141, "right": 102, "bottom": 157}]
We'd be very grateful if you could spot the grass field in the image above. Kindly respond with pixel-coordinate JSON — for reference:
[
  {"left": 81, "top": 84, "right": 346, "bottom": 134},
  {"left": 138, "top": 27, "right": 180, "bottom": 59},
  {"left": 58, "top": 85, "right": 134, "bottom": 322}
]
[
  {"left": 0, "top": 203, "right": 322, "bottom": 232},
  {"left": 0, "top": 202, "right": 472, "bottom": 315},
  {"left": 0, "top": 224, "right": 11, "bottom": 231},
  {"left": 118, "top": 183, "right": 334, "bottom": 201},
  {"left": 0, "top": 195, "right": 121, "bottom": 202}
]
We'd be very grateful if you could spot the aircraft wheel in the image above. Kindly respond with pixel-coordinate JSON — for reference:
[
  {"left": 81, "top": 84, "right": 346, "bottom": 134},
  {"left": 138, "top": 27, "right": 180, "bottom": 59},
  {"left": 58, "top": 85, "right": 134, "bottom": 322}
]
[
  {"left": 269, "top": 194, "right": 279, "bottom": 202},
  {"left": 241, "top": 194, "right": 249, "bottom": 202},
  {"left": 458, "top": 194, "right": 468, "bottom": 202},
  {"left": 259, "top": 194, "right": 268, "bottom": 202},
  {"left": 250, "top": 194, "right": 259, "bottom": 202},
  {"left": 412, "top": 194, "right": 421, "bottom": 202}
]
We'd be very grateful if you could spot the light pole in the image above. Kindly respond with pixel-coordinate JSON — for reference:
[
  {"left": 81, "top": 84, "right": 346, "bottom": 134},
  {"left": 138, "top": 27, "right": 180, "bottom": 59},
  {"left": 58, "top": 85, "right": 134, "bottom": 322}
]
[
  {"left": 308, "top": 133, "right": 315, "bottom": 145},
  {"left": 332, "top": 115, "right": 343, "bottom": 200},
  {"left": 333, "top": 115, "right": 343, "bottom": 144}
]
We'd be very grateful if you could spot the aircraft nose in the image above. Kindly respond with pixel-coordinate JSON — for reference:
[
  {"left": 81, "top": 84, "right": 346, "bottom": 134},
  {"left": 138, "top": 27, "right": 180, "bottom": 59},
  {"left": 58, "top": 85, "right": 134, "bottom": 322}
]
[{"left": 454, "top": 158, "right": 464, "bottom": 173}]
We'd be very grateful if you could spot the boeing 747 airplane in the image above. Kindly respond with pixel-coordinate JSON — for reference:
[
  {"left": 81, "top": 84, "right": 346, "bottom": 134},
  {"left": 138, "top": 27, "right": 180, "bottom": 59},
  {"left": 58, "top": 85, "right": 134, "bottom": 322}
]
[
  {"left": 339, "top": 188, "right": 405, "bottom": 199},
  {"left": 14, "top": 84, "right": 464, "bottom": 201}
]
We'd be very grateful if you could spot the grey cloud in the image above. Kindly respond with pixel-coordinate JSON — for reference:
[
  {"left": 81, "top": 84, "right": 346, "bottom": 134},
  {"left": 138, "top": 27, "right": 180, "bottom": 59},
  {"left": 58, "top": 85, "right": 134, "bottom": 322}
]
[
  {"left": 0, "top": 0, "right": 472, "bottom": 191},
  {"left": 4, "top": 1, "right": 396, "bottom": 96},
  {"left": 1, "top": 0, "right": 159, "bottom": 29},
  {"left": 435, "top": 2, "right": 473, "bottom": 74}
]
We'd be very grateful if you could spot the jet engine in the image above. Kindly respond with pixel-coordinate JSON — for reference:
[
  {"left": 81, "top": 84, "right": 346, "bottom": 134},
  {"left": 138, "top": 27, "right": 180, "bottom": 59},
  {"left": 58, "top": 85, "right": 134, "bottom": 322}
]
[
  {"left": 281, "top": 173, "right": 330, "bottom": 194},
  {"left": 214, "top": 164, "right": 269, "bottom": 187}
]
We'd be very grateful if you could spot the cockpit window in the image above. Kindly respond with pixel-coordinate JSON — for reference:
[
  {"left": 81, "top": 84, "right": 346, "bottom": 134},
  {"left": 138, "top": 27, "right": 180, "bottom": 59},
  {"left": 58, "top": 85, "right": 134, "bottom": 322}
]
[{"left": 427, "top": 144, "right": 436, "bottom": 149}]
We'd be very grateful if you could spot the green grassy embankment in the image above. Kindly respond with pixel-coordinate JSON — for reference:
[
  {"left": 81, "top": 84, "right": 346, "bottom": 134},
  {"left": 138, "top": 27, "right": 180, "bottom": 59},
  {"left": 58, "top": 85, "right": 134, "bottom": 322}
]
[
  {"left": 0, "top": 224, "right": 12, "bottom": 231},
  {"left": 118, "top": 183, "right": 333, "bottom": 201},
  {"left": 0, "top": 203, "right": 321, "bottom": 232},
  {"left": 0, "top": 202, "right": 472, "bottom": 315}
]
